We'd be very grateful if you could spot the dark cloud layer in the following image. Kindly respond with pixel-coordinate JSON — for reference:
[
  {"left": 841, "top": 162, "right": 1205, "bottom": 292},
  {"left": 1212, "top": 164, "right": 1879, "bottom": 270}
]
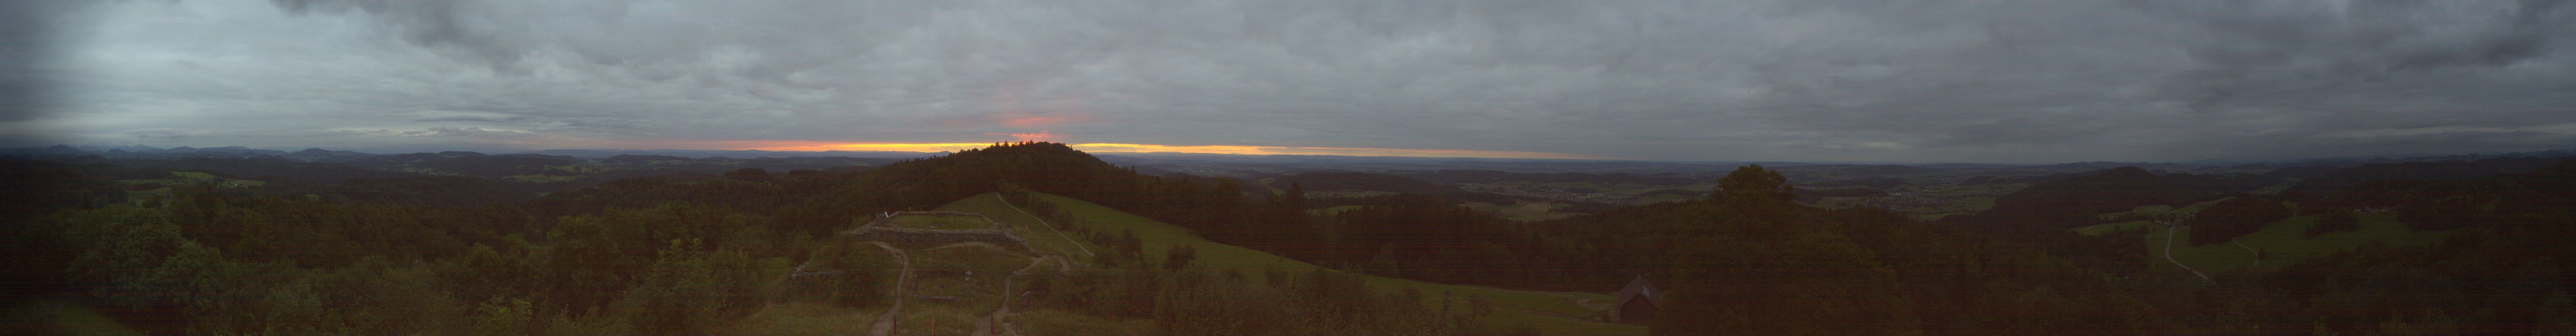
[
  {"left": 0, "top": 0, "right": 76, "bottom": 146},
  {"left": 26, "top": 0, "right": 2576, "bottom": 163}
]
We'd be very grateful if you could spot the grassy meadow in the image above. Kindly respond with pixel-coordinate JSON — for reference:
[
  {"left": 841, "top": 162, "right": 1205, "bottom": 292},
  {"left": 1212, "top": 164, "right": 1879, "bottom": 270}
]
[{"left": 939, "top": 192, "right": 1644, "bottom": 336}]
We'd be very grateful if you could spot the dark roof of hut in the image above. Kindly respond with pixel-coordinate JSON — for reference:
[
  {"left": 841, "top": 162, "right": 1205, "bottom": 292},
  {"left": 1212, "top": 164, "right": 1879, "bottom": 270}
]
[{"left": 1615, "top": 275, "right": 1665, "bottom": 308}]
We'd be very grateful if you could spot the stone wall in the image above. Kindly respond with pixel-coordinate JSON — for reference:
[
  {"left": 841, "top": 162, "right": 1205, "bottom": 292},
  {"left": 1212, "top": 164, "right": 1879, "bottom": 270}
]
[{"left": 846, "top": 211, "right": 1033, "bottom": 252}]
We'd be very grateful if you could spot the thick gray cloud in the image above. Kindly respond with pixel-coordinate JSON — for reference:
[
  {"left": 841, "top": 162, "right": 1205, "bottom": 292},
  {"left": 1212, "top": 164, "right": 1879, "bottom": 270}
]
[{"left": 27, "top": 0, "right": 2576, "bottom": 162}]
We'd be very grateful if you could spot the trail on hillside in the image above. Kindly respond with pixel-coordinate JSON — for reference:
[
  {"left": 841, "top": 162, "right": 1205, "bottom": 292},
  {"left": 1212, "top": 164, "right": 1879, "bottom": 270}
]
[
  {"left": 975, "top": 254, "right": 1058, "bottom": 336},
  {"left": 924, "top": 241, "right": 1016, "bottom": 252},
  {"left": 867, "top": 241, "right": 913, "bottom": 336},
  {"left": 2164, "top": 226, "right": 2211, "bottom": 280},
  {"left": 2232, "top": 241, "right": 2259, "bottom": 267},
  {"left": 996, "top": 194, "right": 1093, "bottom": 257}
]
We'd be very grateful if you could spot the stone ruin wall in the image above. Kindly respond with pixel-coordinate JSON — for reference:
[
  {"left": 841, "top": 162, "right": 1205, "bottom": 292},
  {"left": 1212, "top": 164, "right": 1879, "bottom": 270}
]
[{"left": 849, "top": 211, "right": 1033, "bottom": 252}]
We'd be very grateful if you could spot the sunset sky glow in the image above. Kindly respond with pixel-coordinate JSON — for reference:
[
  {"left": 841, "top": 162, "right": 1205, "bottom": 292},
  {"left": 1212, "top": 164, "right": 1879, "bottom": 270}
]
[
  {"left": 745, "top": 142, "right": 1605, "bottom": 159},
  {"left": 16, "top": 0, "right": 2574, "bottom": 163}
]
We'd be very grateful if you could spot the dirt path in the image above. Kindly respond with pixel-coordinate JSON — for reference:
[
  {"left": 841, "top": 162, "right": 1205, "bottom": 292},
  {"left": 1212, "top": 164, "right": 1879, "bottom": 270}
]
[
  {"left": 868, "top": 241, "right": 913, "bottom": 336},
  {"left": 2232, "top": 241, "right": 2260, "bottom": 267},
  {"left": 924, "top": 241, "right": 1017, "bottom": 252},
  {"left": 996, "top": 194, "right": 1093, "bottom": 257},
  {"left": 979, "top": 255, "right": 1061, "bottom": 336},
  {"left": 2164, "top": 226, "right": 2211, "bottom": 280}
]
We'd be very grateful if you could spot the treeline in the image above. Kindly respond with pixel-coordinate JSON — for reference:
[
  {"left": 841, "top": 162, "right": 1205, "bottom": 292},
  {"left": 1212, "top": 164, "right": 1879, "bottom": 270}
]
[
  {"left": 1405, "top": 169, "right": 1700, "bottom": 185},
  {"left": 19, "top": 179, "right": 1491, "bottom": 335},
  {"left": 31, "top": 190, "right": 807, "bottom": 334},
  {"left": 7, "top": 142, "right": 1459, "bottom": 335},
  {"left": 23, "top": 141, "right": 2576, "bottom": 335},
  {"left": 515, "top": 142, "right": 1315, "bottom": 256},
  {"left": 1271, "top": 162, "right": 2576, "bottom": 335}
]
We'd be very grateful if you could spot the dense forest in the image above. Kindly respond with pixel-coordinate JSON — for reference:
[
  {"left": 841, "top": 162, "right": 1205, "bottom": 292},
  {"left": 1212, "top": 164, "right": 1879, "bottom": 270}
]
[{"left": 7, "top": 142, "right": 2576, "bottom": 335}]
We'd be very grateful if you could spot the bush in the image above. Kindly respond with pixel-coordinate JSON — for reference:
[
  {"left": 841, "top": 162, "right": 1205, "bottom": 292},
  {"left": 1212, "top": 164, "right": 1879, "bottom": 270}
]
[
  {"left": 2190, "top": 198, "right": 2291, "bottom": 245},
  {"left": 2306, "top": 211, "right": 2359, "bottom": 237},
  {"left": 2397, "top": 197, "right": 2486, "bottom": 230}
]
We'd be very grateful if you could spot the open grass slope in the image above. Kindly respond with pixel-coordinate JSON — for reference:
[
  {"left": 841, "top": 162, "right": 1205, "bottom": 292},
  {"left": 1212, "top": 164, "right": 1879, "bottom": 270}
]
[
  {"left": 2067, "top": 198, "right": 2454, "bottom": 278},
  {"left": 885, "top": 214, "right": 996, "bottom": 230},
  {"left": 937, "top": 192, "right": 1644, "bottom": 336},
  {"left": 2070, "top": 198, "right": 2236, "bottom": 236},
  {"left": 2141, "top": 212, "right": 2449, "bottom": 278},
  {"left": 2, "top": 300, "right": 145, "bottom": 336},
  {"left": 1462, "top": 201, "right": 1588, "bottom": 222}
]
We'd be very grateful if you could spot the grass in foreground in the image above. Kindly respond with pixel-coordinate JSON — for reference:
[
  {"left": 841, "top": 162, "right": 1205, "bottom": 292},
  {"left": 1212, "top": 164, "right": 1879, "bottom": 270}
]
[
  {"left": 0, "top": 300, "right": 144, "bottom": 336},
  {"left": 939, "top": 192, "right": 1644, "bottom": 336},
  {"left": 717, "top": 303, "right": 879, "bottom": 336}
]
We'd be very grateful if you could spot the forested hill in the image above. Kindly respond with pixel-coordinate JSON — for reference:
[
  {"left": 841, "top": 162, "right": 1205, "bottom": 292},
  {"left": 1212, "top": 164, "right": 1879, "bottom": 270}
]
[
  {"left": 531, "top": 142, "right": 1309, "bottom": 250},
  {"left": 23, "top": 142, "right": 2576, "bottom": 335},
  {"left": 1945, "top": 167, "right": 2282, "bottom": 232},
  {"left": 11, "top": 141, "right": 1330, "bottom": 335},
  {"left": 2285, "top": 156, "right": 2576, "bottom": 193}
]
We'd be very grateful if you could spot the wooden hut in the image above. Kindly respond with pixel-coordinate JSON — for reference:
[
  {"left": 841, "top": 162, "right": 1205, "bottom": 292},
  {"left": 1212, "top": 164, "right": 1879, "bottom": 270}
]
[{"left": 1610, "top": 275, "right": 1665, "bottom": 325}]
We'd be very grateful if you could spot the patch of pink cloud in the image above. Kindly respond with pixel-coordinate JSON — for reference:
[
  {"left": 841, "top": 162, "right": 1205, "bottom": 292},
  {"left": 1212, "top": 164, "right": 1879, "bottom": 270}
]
[{"left": 1008, "top": 131, "right": 1056, "bottom": 142}]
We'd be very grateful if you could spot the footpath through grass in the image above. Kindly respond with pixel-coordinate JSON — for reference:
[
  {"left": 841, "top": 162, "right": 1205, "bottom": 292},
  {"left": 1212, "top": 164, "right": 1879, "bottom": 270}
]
[
  {"left": 2142, "top": 212, "right": 2450, "bottom": 278},
  {"left": 885, "top": 214, "right": 995, "bottom": 230},
  {"left": 2, "top": 300, "right": 144, "bottom": 336},
  {"left": 938, "top": 192, "right": 1643, "bottom": 336}
]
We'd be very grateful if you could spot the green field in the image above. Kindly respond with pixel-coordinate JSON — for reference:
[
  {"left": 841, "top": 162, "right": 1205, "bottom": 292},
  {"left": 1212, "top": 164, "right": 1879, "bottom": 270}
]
[
  {"left": 1463, "top": 181, "right": 1722, "bottom": 202},
  {"left": 117, "top": 171, "right": 264, "bottom": 189},
  {"left": 718, "top": 303, "right": 881, "bottom": 336},
  {"left": 937, "top": 192, "right": 1643, "bottom": 336},
  {"left": 1309, "top": 190, "right": 1400, "bottom": 198},
  {"left": 2142, "top": 212, "right": 2449, "bottom": 278},
  {"left": 2072, "top": 220, "right": 2158, "bottom": 236},
  {"left": 2064, "top": 199, "right": 2454, "bottom": 278},
  {"left": 2, "top": 300, "right": 144, "bottom": 336},
  {"left": 2091, "top": 198, "right": 2234, "bottom": 222},
  {"left": 1307, "top": 205, "right": 1368, "bottom": 216},
  {"left": 934, "top": 194, "right": 1103, "bottom": 260},
  {"left": 503, "top": 174, "right": 579, "bottom": 183},
  {"left": 1461, "top": 201, "right": 1587, "bottom": 221},
  {"left": 886, "top": 214, "right": 996, "bottom": 230},
  {"left": 901, "top": 251, "right": 1013, "bottom": 336},
  {"left": 2072, "top": 198, "right": 2240, "bottom": 236}
]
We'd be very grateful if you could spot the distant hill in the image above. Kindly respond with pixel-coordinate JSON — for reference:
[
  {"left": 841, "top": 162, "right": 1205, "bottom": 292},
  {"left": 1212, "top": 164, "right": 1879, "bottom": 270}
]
[
  {"left": 2285, "top": 149, "right": 2576, "bottom": 165},
  {"left": 1401, "top": 169, "right": 1698, "bottom": 185},
  {"left": 1948, "top": 167, "right": 2285, "bottom": 233},
  {"left": 2286, "top": 157, "right": 2576, "bottom": 193},
  {"left": 90, "top": 156, "right": 422, "bottom": 184},
  {"left": 509, "top": 148, "right": 940, "bottom": 158},
  {"left": 1805, "top": 177, "right": 1908, "bottom": 189},
  {"left": 1258, "top": 171, "right": 1515, "bottom": 204},
  {"left": 1770, "top": 164, "right": 1938, "bottom": 180}
]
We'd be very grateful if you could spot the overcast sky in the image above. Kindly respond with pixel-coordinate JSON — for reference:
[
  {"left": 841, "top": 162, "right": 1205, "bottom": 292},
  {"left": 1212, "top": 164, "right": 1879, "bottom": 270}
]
[{"left": 10, "top": 0, "right": 2573, "bottom": 163}]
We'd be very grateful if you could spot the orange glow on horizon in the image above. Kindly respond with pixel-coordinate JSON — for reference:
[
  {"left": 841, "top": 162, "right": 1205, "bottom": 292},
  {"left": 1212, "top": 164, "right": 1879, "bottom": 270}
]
[
  {"left": 742, "top": 142, "right": 1003, "bottom": 152},
  {"left": 1070, "top": 143, "right": 1606, "bottom": 159},
  {"left": 735, "top": 141, "right": 1605, "bottom": 159}
]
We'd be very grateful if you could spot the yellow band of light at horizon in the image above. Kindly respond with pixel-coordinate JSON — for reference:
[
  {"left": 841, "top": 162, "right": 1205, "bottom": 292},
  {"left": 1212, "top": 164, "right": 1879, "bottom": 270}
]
[{"left": 741, "top": 142, "right": 1603, "bottom": 159}]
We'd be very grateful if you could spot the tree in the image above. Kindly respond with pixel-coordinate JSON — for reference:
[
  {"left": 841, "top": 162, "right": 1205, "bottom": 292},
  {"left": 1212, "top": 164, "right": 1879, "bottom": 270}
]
[
  {"left": 2307, "top": 210, "right": 2359, "bottom": 237},
  {"left": 1163, "top": 244, "right": 1198, "bottom": 270},
  {"left": 1713, "top": 164, "right": 1795, "bottom": 206},
  {"left": 721, "top": 167, "right": 771, "bottom": 181},
  {"left": 2190, "top": 197, "right": 2290, "bottom": 245}
]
